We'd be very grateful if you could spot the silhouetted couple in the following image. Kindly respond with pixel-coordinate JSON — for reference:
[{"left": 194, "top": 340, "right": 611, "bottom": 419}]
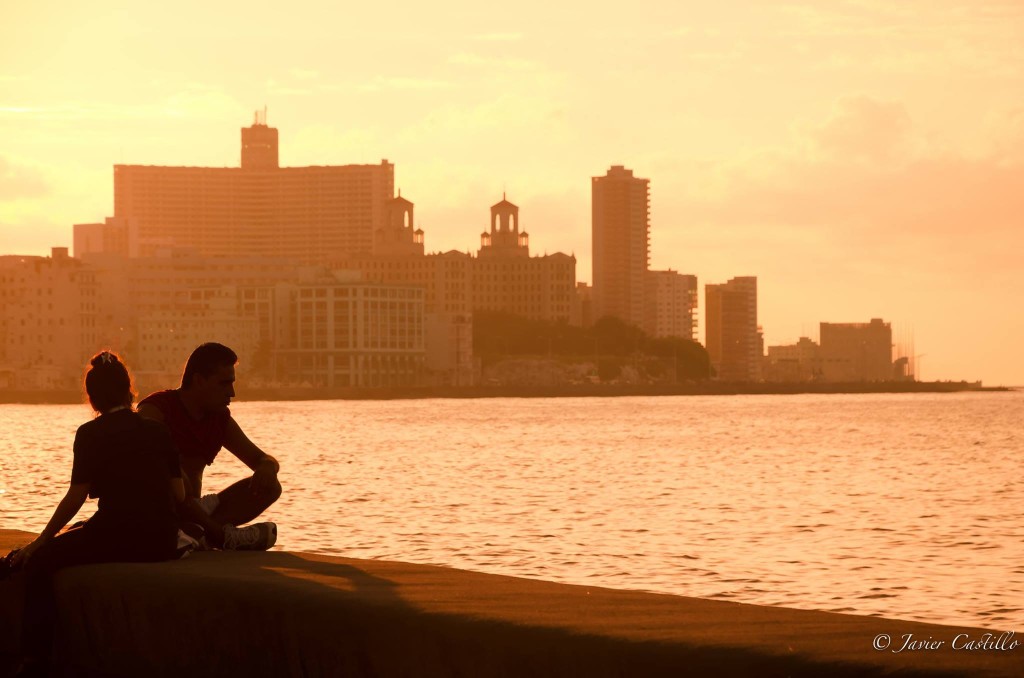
[{"left": 6, "top": 343, "right": 281, "bottom": 676}]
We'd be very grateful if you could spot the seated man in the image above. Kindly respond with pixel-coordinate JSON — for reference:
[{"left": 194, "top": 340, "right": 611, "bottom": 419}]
[{"left": 138, "top": 343, "right": 281, "bottom": 551}]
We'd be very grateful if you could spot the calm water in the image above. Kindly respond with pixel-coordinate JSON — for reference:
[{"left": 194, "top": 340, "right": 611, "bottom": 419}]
[{"left": 2, "top": 392, "right": 1022, "bottom": 629}]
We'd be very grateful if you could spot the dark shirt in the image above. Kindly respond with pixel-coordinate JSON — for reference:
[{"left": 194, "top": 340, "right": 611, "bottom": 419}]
[
  {"left": 139, "top": 390, "right": 230, "bottom": 466},
  {"left": 70, "top": 409, "right": 181, "bottom": 529}
]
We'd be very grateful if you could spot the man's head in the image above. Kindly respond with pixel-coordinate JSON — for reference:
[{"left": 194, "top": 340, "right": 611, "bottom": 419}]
[{"left": 180, "top": 343, "right": 238, "bottom": 411}]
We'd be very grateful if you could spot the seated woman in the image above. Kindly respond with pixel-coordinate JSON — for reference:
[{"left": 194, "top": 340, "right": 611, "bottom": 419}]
[{"left": 10, "top": 351, "right": 184, "bottom": 676}]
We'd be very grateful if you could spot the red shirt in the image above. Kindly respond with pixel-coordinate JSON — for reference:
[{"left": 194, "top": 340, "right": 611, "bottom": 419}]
[{"left": 139, "top": 390, "right": 230, "bottom": 466}]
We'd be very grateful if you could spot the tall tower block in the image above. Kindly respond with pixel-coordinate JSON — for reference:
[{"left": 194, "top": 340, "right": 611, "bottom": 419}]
[
  {"left": 591, "top": 165, "right": 650, "bottom": 328},
  {"left": 241, "top": 109, "right": 279, "bottom": 170},
  {"left": 705, "top": 276, "right": 760, "bottom": 382}
]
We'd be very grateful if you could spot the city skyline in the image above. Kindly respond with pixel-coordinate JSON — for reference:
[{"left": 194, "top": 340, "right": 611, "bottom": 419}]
[{"left": 2, "top": 1, "right": 1022, "bottom": 384}]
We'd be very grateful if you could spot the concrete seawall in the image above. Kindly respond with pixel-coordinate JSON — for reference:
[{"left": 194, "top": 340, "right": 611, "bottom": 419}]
[{"left": 1, "top": 530, "right": 1020, "bottom": 677}]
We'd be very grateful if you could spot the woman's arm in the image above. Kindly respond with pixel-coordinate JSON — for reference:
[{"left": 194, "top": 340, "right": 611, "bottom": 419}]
[{"left": 12, "top": 482, "right": 90, "bottom": 567}]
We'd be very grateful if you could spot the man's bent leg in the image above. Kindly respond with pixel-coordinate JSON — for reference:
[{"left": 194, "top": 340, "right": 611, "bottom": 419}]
[{"left": 208, "top": 475, "right": 282, "bottom": 528}]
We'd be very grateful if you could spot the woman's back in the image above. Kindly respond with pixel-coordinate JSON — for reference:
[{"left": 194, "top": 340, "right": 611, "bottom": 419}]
[
  {"left": 8, "top": 351, "right": 185, "bottom": 673},
  {"left": 72, "top": 409, "right": 179, "bottom": 530}
]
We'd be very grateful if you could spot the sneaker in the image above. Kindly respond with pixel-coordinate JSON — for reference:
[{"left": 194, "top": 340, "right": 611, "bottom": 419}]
[{"left": 222, "top": 522, "right": 277, "bottom": 551}]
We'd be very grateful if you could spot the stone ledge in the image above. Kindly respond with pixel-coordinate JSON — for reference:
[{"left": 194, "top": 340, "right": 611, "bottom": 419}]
[{"left": 1, "top": 530, "right": 1020, "bottom": 677}]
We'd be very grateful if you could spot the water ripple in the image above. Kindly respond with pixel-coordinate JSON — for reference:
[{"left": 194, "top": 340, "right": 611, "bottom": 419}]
[{"left": 2, "top": 392, "right": 1022, "bottom": 629}]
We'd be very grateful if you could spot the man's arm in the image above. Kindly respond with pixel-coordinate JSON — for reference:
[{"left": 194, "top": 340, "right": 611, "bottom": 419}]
[
  {"left": 137, "top": 402, "right": 165, "bottom": 423},
  {"left": 139, "top": 403, "right": 227, "bottom": 545},
  {"left": 223, "top": 416, "right": 279, "bottom": 496}
]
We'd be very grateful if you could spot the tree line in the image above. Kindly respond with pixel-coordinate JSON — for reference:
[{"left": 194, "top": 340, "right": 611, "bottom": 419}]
[{"left": 473, "top": 312, "right": 711, "bottom": 381}]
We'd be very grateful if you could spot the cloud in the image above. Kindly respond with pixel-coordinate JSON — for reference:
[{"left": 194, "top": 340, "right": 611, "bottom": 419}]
[
  {"left": 666, "top": 27, "right": 723, "bottom": 38},
  {"left": 164, "top": 86, "right": 245, "bottom": 119},
  {"left": 0, "top": 85, "right": 244, "bottom": 123},
  {"left": 772, "top": 2, "right": 1024, "bottom": 77},
  {"left": 471, "top": 33, "right": 523, "bottom": 42},
  {"left": 676, "top": 96, "right": 1024, "bottom": 273},
  {"left": 287, "top": 124, "right": 384, "bottom": 165},
  {"left": 290, "top": 68, "right": 320, "bottom": 81},
  {"left": 448, "top": 52, "right": 541, "bottom": 71},
  {"left": 0, "top": 157, "right": 49, "bottom": 200},
  {"left": 357, "top": 77, "right": 457, "bottom": 92},
  {"left": 806, "top": 96, "right": 914, "bottom": 164},
  {"left": 265, "top": 79, "right": 315, "bottom": 97},
  {"left": 0, "top": 215, "right": 67, "bottom": 254},
  {"left": 985, "top": 106, "right": 1024, "bottom": 162}
]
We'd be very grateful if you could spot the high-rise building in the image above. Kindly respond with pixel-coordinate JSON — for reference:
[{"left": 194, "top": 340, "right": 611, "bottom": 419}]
[
  {"left": 645, "top": 269, "right": 698, "bottom": 340},
  {"left": 819, "top": 318, "right": 894, "bottom": 382},
  {"left": 73, "top": 217, "right": 133, "bottom": 259},
  {"left": 705, "top": 276, "right": 760, "bottom": 382},
  {"left": 592, "top": 165, "right": 649, "bottom": 328},
  {"left": 573, "top": 282, "right": 593, "bottom": 328},
  {"left": 240, "top": 110, "right": 278, "bottom": 170},
  {"left": 764, "top": 337, "right": 822, "bottom": 382},
  {"left": 0, "top": 248, "right": 99, "bottom": 389},
  {"left": 112, "top": 117, "right": 394, "bottom": 263}
]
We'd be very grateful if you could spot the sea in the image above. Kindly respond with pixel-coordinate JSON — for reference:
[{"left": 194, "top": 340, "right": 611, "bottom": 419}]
[{"left": 2, "top": 391, "right": 1022, "bottom": 630}]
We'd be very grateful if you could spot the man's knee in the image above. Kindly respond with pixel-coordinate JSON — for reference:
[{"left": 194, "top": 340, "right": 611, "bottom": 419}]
[
  {"left": 253, "top": 476, "right": 282, "bottom": 511},
  {"left": 265, "top": 477, "right": 283, "bottom": 505}
]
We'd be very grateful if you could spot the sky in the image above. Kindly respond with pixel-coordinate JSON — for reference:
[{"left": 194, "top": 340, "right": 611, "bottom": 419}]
[{"left": 1, "top": 0, "right": 1022, "bottom": 384}]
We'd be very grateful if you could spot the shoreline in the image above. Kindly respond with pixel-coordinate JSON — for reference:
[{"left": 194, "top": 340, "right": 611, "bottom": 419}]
[
  {"left": 0, "top": 380, "right": 1012, "bottom": 405},
  {"left": 1, "top": 529, "right": 1019, "bottom": 677}
]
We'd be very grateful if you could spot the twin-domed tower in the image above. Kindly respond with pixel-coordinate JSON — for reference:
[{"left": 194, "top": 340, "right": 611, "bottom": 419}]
[
  {"left": 340, "top": 190, "right": 576, "bottom": 324},
  {"left": 478, "top": 195, "right": 529, "bottom": 258},
  {"left": 373, "top": 193, "right": 424, "bottom": 256}
]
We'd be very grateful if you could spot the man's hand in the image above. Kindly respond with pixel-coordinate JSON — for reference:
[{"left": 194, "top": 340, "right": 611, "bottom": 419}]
[{"left": 250, "top": 459, "right": 279, "bottom": 497}]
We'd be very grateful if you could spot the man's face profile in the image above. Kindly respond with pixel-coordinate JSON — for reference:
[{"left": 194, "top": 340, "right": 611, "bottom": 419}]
[{"left": 194, "top": 364, "right": 236, "bottom": 412}]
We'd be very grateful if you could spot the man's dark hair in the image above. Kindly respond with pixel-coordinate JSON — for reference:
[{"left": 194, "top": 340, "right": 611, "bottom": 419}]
[
  {"left": 84, "top": 351, "right": 135, "bottom": 412},
  {"left": 181, "top": 343, "right": 238, "bottom": 389}
]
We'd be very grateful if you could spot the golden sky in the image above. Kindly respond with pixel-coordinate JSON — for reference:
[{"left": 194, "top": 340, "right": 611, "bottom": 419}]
[{"left": 2, "top": 1, "right": 1022, "bottom": 384}]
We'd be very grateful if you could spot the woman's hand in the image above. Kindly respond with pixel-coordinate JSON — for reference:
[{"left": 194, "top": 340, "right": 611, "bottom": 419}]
[
  {"left": 10, "top": 538, "right": 46, "bottom": 569},
  {"left": 20, "top": 482, "right": 90, "bottom": 569}
]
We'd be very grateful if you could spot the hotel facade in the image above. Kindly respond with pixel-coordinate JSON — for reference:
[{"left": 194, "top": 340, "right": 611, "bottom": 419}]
[{"left": 106, "top": 117, "right": 393, "bottom": 264}]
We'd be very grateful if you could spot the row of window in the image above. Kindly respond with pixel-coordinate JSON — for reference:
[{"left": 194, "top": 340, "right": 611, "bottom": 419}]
[{"left": 297, "top": 287, "right": 422, "bottom": 300}]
